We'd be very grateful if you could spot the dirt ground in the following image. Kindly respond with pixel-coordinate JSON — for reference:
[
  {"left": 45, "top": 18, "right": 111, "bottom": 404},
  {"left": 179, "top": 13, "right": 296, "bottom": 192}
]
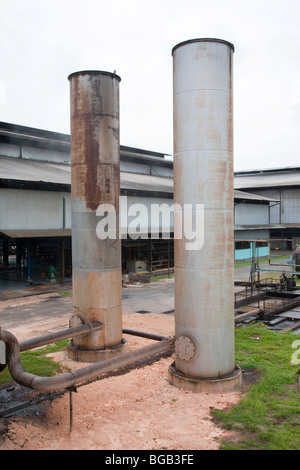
[{"left": 0, "top": 292, "right": 242, "bottom": 451}]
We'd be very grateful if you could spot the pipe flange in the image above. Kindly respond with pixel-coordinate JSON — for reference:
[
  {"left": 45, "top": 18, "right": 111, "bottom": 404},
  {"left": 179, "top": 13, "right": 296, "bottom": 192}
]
[
  {"left": 69, "top": 315, "right": 84, "bottom": 328},
  {"left": 175, "top": 335, "right": 196, "bottom": 361}
]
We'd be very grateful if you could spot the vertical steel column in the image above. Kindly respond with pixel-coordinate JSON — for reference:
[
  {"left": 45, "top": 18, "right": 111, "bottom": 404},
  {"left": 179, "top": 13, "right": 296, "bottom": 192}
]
[
  {"left": 169, "top": 39, "right": 241, "bottom": 391},
  {"left": 68, "top": 71, "right": 124, "bottom": 362}
]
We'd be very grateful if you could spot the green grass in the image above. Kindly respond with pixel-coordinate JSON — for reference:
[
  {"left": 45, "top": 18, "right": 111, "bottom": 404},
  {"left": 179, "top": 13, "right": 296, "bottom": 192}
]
[
  {"left": 212, "top": 324, "right": 300, "bottom": 450},
  {"left": 234, "top": 255, "right": 290, "bottom": 268},
  {"left": 150, "top": 274, "right": 174, "bottom": 282},
  {"left": 58, "top": 291, "right": 72, "bottom": 297},
  {"left": 0, "top": 339, "right": 69, "bottom": 386}
]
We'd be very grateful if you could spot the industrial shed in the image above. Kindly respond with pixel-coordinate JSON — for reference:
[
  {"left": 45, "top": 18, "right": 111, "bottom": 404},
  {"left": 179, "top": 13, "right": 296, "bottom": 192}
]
[
  {"left": 0, "top": 121, "right": 279, "bottom": 284},
  {"left": 235, "top": 167, "right": 300, "bottom": 249}
]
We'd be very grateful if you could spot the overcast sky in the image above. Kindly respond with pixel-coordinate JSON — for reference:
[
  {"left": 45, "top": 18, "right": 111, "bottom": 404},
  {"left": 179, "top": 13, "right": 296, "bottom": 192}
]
[{"left": 1, "top": 0, "right": 300, "bottom": 171}]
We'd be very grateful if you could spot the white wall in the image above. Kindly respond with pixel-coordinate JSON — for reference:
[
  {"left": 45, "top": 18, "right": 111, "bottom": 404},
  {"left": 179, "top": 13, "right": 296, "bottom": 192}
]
[
  {"left": 0, "top": 188, "right": 71, "bottom": 230},
  {"left": 235, "top": 203, "right": 269, "bottom": 226},
  {"left": 1, "top": 189, "right": 273, "bottom": 237}
]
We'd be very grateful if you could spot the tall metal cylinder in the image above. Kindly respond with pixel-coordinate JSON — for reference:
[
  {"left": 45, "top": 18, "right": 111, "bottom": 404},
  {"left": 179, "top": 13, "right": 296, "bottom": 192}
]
[
  {"left": 68, "top": 70, "right": 124, "bottom": 362},
  {"left": 171, "top": 39, "right": 239, "bottom": 387}
]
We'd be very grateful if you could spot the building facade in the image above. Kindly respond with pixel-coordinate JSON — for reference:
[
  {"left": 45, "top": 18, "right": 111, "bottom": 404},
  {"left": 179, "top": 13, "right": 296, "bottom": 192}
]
[
  {"left": 0, "top": 121, "right": 291, "bottom": 283},
  {"left": 235, "top": 167, "right": 300, "bottom": 250}
]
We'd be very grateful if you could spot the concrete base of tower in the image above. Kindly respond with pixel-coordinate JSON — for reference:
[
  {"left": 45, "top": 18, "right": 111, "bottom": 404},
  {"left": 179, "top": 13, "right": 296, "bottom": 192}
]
[
  {"left": 67, "top": 338, "right": 127, "bottom": 363},
  {"left": 168, "top": 362, "right": 242, "bottom": 393}
]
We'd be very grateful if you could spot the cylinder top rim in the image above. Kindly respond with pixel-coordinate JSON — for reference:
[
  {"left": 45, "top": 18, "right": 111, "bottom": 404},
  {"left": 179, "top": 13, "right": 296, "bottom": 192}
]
[
  {"left": 172, "top": 38, "right": 235, "bottom": 55},
  {"left": 68, "top": 70, "right": 121, "bottom": 82}
]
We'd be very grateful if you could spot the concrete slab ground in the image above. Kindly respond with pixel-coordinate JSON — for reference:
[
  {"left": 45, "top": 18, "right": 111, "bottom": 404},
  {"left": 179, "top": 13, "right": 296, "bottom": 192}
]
[
  {"left": 0, "top": 273, "right": 250, "bottom": 333},
  {"left": 0, "top": 253, "right": 292, "bottom": 333}
]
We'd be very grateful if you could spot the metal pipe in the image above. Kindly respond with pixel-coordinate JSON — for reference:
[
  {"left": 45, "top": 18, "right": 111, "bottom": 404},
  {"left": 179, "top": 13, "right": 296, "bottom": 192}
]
[
  {"left": 234, "top": 309, "right": 262, "bottom": 323},
  {"left": 269, "top": 264, "right": 299, "bottom": 268},
  {"left": 172, "top": 38, "right": 235, "bottom": 380},
  {"left": 122, "top": 328, "right": 170, "bottom": 341},
  {"left": 20, "top": 322, "right": 103, "bottom": 352},
  {"left": 256, "top": 269, "right": 295, "bottom": 274},
  {"left": 68, "top": 70, "right": 123, "bottom": 361},
  {"left": 0, "top": 328, "right": 175, "bottom": 392}
]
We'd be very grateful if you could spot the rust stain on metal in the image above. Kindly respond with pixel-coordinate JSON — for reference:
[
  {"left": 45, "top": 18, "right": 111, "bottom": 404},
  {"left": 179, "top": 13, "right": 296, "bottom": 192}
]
[
  {"left": 72, "top": 270, "right": 122, "bottom": 349},
  {"left": 72, "top": 163, "right": 120, "bottom": 212},
  {"left": 68, "top": 71, "right": 122, "bottom": 360},
  {"left": 69, "top": 72, "right": 120, "bottom": 212},
  {"left": 172, "top": 39, "right": 236, "bottom": 380}
]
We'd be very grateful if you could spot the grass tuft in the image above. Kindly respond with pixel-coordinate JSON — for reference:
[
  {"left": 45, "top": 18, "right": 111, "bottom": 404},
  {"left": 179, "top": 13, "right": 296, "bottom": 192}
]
[
  {"left": 212, "top": 324, "right": 300, "bottom": 450},
  {"left": 0, "top": 339, "right": 69, "bottom": 386}
]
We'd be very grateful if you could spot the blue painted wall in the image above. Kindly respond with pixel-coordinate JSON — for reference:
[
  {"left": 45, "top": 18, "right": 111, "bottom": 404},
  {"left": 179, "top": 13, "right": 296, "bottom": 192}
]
[{"left": 235, "top": 243, "right": 269, "bottom": 261}]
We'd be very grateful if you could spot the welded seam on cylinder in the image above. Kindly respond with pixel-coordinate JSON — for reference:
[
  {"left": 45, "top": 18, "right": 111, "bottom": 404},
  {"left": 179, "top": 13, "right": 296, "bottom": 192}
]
[
  {"left": 73, "top": 268, "right": 121, "bottom": 273},
  {"left": 71, "top": 162, "right": 120, "bottom": 166},
  {"left": 174, "top": 149, "right": 234, "bottom": 152},
  {"left": 174, "top": 88, "right": 232, "bottom": 97},
  {"left": 70, "top": 112, "right": 119, "bottom": 119},
  {"left": 174, "top": 149, "right": 234, "bottom": 154}
]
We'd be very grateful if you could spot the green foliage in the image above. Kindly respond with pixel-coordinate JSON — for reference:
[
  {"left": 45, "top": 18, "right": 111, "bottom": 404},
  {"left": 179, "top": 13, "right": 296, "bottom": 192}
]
[
  {"left": 212, "top": 324, "right": 300, "bottom": 450},
  {"left": 0, "top": 339, "right": 69, "bottom": 385},
  {"left": 58, "top": 291, "right": 72, "bottom": 297},
  {"left": 150, "top": 275, "right": 174, "bottom": 282}
]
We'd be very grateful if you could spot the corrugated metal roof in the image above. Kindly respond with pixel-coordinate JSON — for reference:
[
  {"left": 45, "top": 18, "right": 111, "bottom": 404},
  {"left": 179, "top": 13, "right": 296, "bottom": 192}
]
[
  {"left": 235, "top": 224, "right": 300, "bottom": 230},
  {"left": 0, "top": 155, "right": 277, "bottom": 202},
  {"left": 0, "top": 155, "right": 173, "bottom": 193},
  {"left": 234, "top": 189, "right": 279, "bottom": 202},
  {"left": 1, "top": 122, "right": 299, "bottom": 191},
  {"left": 235, "top": 170, "right": 300, "bottom": 189},
  {"left": 0, "top": 121, "right": 169, "bottom": 160},
  {"left": 120, "top": 171, "right": 172, "bottom": 193},
  {"left": 0, "top": 155, "right": 70, "bottom": 185}
]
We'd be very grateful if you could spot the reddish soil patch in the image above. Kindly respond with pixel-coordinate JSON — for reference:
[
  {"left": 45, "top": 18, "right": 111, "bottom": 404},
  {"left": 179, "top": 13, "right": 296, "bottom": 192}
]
[{"left": 0, "top": 297, "right": 241, "bottom": 450}]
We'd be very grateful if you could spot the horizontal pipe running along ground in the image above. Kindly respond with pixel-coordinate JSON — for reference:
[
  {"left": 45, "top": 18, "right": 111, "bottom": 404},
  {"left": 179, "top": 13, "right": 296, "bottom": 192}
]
[
  {"left": 17, "top": 325, "right": 163, "bottom": 352},
  {"left": 234, "top": 309, "right": 262, "bottom": 323},
  {"left": 122, "top": 328, "right": 170, "bottom": 341},
  {"left": 0, "top": 328, "right": 175, "bottom": 392},
  {"left": 19, "top": 322, "right": 103, "bottom": 352}
]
